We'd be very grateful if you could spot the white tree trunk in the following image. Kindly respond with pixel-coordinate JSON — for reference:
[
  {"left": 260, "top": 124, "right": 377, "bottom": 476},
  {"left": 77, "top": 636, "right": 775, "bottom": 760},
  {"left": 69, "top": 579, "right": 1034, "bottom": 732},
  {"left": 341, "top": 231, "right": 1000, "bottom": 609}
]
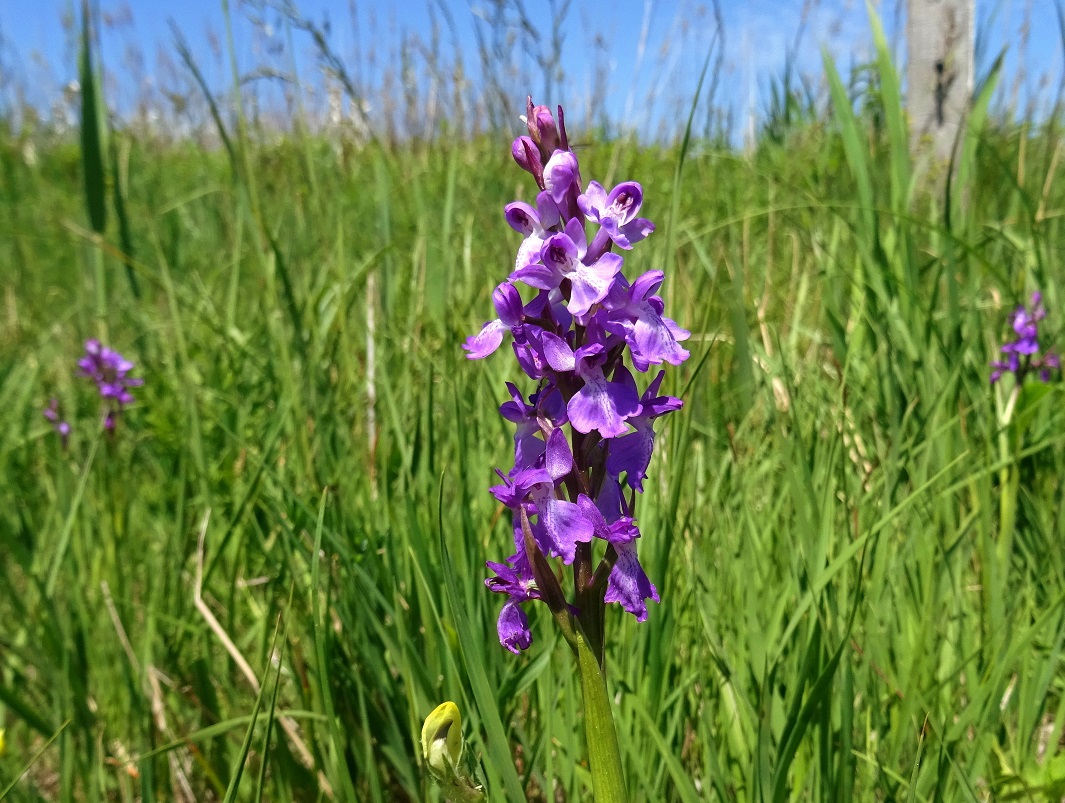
[{"left": 906, "top": 0, "right": 974, "bottom": 165}]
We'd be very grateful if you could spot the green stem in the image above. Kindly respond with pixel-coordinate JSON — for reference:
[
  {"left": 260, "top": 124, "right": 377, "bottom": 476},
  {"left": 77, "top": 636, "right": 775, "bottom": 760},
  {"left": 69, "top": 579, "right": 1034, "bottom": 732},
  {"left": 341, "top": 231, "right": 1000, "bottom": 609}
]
[
  {"left": 990, "top": 383, "right": 1020, "bottom": 647},
  {"left": 575, "top": 629, "right": 628, "bottom": 803}
]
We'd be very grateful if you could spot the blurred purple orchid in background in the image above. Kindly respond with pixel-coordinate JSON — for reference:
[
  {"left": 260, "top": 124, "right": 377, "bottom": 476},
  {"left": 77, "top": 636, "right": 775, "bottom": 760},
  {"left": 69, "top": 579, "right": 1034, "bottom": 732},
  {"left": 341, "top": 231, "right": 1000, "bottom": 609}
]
[
  {"left": 991, "top": 292, "right": 1060, "bottom": 384},
  {"left": 42, "top": 397, "right": 71, "bottom": 447},
  {"left": 465, "top": 96, "right": 690, "bottom": 654},
  {"left": 78, "top": 339, "right": 143, "bottom": 429}
]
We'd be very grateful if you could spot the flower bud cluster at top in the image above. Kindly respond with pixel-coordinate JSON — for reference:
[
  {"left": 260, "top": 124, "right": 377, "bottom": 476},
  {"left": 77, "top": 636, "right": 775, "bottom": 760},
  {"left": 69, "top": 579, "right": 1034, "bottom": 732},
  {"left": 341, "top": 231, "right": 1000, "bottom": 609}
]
[
  {"left": 991, "top": 292, "right": 1061, "bottom": 385},
  {"left": 464, "top": 97, "right": 691, "bottom": 654}
]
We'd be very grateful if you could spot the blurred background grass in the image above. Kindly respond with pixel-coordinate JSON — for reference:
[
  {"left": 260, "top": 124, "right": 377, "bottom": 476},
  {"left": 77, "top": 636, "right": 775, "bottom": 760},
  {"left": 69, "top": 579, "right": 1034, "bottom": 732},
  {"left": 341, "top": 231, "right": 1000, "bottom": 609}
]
[{"left": 2, "top": 1, "right": 1065, "bottom": 801}]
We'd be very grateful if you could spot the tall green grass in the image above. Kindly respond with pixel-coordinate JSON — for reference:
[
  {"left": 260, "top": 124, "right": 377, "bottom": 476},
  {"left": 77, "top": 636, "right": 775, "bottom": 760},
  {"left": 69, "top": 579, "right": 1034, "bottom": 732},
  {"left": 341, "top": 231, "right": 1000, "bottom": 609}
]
[{"left": 1, "top": 10, "right": 1064, "bottom": 802}]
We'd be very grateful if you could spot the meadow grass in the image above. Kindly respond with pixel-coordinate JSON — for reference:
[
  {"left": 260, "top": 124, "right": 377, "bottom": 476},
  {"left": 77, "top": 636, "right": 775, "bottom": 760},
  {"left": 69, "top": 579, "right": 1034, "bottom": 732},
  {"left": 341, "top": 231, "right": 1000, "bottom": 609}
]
[{"left": 1, "top": 25, "right": 1065, "bottom": 801}]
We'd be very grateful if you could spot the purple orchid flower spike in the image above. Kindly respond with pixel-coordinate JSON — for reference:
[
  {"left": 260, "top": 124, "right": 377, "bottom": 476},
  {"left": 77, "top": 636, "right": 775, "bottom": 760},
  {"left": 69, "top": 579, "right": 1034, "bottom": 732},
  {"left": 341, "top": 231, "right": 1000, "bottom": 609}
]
[
  {"left": 468, "top": 96, "right": 689, "bottom": 659},
  {"left": 606, "top": 370, "right": 683, "bottom": 491},
  {"left": 77, "top": 339, "right": 143, "bottom": 429},
  {"left": 990, "top": 291, "right": 1060, "bottom": 385},
  {"left": 578, "top": 181, "right": 655, "bottom": 251},
  {"left": 42, "top": 397, "right": 71, "bottom": 447}
]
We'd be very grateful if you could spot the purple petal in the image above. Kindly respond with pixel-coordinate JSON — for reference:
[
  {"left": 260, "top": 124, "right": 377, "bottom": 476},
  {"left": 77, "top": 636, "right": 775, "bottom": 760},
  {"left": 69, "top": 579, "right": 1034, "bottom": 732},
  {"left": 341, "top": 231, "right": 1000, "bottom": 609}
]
[
  {"left": 490, "top": 468, "right": 551, "bottom": 507},
  {"left": 630, "top": 271, "right": 664, "bottom": 303},
  {"left": 536, "top": 497, "right": 593, "bottom": 564},
  {"left": 505, "top": 201, "right": 540, "bottom": 236},
  {"left": 595, "top": 474, "right": 624, "bottom": 522},
  {"left": 606, "top": 424, "right": 655, "bottom": 491},
  {"left": 616, "top": 217, "right": 655, "bottom": 249},
  {"left": 497, "top": 600, "right": 533, "bottom": 653},
  {"left": 513, "top": 426, "right": 546, "bottom": 473},
  {"left": 540, "top": 331, "right": 576, "bottom": 372},
  {"left": 541, "top": 233, "right": 579, "bottom": 275},
  {"left": 564, "top": 217, "right": 587, "bottom": 256},
  {"left": 512, "top": 136, "right": 541, "bottom": 174},
  {"left": 463, "top": 319, "right": 509, "bottom": 359},
  {"left": 493, "top": 283, "right": 524, "bottom": 327},
  {"left": 569, "top": 253, "right": 623, "bottom": 317},
  {"left": 511, "top": 260, "right": 562, "bottom": 290},
  {"left": 605, "top": 181, "right": 643, "bottom": 226},
  {"left": 535, "top": 191, "right": 561, "bottom": 230},
  {"left": 605, "top": 542, "right": 659, "bottom": 622},
  {"left": 544, "top": 150, "right": 579, "bottom": 203},
  {"left": 544, "top": 427, "right": 573, "bottom": 480},
  {"left": 576, "top": 494, "right": 640, "bottom": 544},
  {"left": 568, "top": 366, "right": 640, "bottom": 438},
  {"left": 631, "top": 304, "right": 690, "bottom": 369}
]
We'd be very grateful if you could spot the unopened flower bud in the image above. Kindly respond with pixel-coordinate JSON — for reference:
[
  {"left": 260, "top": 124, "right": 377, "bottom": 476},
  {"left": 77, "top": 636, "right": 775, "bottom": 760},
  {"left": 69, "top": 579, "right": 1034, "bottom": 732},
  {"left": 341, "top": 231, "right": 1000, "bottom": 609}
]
[
  {"left": 422, "top": 701, "right": 462, "bottom": 776},
  {"left": 493, "top": 283, "right": 524, "bottom": 328},
  {"left": 511, "top": 135, "right": 541, "bottom": 174},
  {"left": 528, "top": 105, "right": 559, "bottom": 154},
  {"left": 420, "top": 702, "right": 484, "bottom": 802}
]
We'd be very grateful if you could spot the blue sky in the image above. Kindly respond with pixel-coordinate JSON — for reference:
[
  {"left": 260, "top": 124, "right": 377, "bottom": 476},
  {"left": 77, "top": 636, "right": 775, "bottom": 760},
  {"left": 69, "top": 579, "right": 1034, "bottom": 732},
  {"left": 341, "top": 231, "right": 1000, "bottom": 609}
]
[{"left": 1, "top": 0, "right": 1062, "bottom": 137}]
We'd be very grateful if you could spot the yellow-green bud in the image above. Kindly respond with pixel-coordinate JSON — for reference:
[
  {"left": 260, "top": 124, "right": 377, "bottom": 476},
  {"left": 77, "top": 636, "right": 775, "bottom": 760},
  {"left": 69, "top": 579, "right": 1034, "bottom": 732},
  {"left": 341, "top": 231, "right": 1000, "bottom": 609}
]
[
  {"left": 421, "top": 701, "right": 463, "bottom": 778},
  {"left": 420, "top": 702, "right": 485, "bottom": 802}
]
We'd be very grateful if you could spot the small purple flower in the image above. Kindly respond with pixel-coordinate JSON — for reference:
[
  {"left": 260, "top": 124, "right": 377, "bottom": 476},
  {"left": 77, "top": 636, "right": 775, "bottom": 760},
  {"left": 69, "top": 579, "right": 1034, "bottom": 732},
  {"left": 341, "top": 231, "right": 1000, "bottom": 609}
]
[
  {"left": 490, "top": 428, "right": 594, "bottom": 564},
  {"left": 991, "top": 292, "right": 1059, "bottom": 385},
  {"left": 463, "top": 283, "right": 525, "bottom": 360},
  {"left": 505, "top": 192, "right": 560, "bottom": 272},
  {"left": 606, "top": 271, "right": 691, "bottom": 371},
  {"left": 540, "top": 330, "right": 641, "bottom": 438},
  {"left": 603, "top": 541, "right": 660, "bottom": 623},
  {"left": 513, "top": 218, "right": 622, "bottom": 318},
  {"left": 576, "top": 492, "right": 659, "bottom": 622},
  {"left": 42, "top": 398, "right": 71, "bottom": 447},
  {"left": 77, "top": 339, "right": 143, "bottom": 428},
  {"left": 577, "top": 181, "right": 655, "bottom": 250},
  {"left": 496, "top": 599, "right": 533, "bottom": 653},
  {"left": 486, "top": 525, "right": 541, "bottom": 654},
  {"left": 606, "top": 371, "right": 683, "bottom": 491}
]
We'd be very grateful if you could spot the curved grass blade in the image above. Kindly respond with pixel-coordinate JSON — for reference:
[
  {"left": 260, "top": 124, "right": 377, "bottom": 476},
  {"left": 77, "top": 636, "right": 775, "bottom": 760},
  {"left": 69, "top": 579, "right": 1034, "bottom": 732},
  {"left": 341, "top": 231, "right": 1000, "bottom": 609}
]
[
  {"left": 0, "top": 719, "right": 70, "bottom": 800},
  {"left": 221, "top": 612, "right": 286, "bottom": 803}
]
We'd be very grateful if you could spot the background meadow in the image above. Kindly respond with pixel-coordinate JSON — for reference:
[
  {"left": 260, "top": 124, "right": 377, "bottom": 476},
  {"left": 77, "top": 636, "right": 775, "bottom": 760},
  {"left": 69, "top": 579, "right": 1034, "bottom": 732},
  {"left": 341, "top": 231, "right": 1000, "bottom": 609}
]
[{"left": 2, "top": 1, "right": 1065, "bottom": 800}]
